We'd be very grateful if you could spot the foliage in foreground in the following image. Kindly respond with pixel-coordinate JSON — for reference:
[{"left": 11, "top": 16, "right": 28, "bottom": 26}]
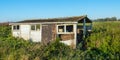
[
  {"left": 86, "top": 21, "right": 120, "bottom": 59},
  {"left": 0, "top": 21, "right": 120, "bottom": 60}
]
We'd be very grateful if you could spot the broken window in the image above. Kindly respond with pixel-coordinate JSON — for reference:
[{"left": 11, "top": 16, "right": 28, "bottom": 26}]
[
  {"left": 58, "top": 25, "right": 64, "bottom": 32},
  {"left": 58, "top": 25, "right": 73, "bottom": 33},
  {"left": 13, "top": 25, "right": 20, "bottom": 30},
  {"left": 66, "top": 25, "right": 73, "bottom": 32}
]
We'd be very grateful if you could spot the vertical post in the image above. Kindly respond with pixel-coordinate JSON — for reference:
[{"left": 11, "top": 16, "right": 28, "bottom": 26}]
[
  {"left": 83, "top": 18, "right": 86, "bottom": 38},
  {"left": 90, "top": 23, "right": 92, "bottom": 30},
  {"left": 56, "top": 25, "right": 58, "bottom": 34},
  {"left": 64, "top": 24, "right": 66, "bottom": 33},
  {"left": 74, "top": 24, "right": 77, "bottom": 48},
  {"left": 40, "top": 24, "right": 42, "bottom": 42},
  {"left": 11, "top": 25, "right": 13, "bottom": 36}
]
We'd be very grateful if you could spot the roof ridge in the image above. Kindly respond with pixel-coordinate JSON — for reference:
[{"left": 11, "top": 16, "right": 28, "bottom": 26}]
[{"left": 23, "top": 15, "right": 86, "bottom": 21}]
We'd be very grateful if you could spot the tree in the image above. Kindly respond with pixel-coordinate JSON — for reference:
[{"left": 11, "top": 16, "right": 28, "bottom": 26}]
[{"left": 111, "top": 17, "right": 117, "bottom": 21}]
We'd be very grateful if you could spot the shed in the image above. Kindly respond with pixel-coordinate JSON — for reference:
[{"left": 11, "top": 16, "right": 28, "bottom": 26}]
[{"left": 10, "top": 15, "right": 92, "bottom": 48}]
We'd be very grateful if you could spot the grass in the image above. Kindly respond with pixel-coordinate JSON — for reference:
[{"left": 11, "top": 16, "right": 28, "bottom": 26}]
[{"left": 0, "top": 21, "right": 120, "bottom": 60}]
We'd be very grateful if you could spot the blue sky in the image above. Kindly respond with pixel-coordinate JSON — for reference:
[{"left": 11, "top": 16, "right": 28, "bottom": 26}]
[{"left": 0, "top": 0, "right": 120, "bottom": 22}]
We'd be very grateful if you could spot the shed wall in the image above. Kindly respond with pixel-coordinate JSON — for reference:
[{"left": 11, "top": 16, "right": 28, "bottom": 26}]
[
  {"left": 20, "top": 25, "right": 30, "bottom": 40},
  {"left": 59, "top": 34, "right": 74, "bottom": 40},
  {"left": 12, "top": 31, "right": 21, "bottom": 37},
  {"left": 12, "top": 25, "right": 41, "bottom": 42},
  {"left": 42, "top": 24, "right": 56, "bottom": 44},
  {"left": 30, "top": 31, "right": 41, "bottom": 42}
]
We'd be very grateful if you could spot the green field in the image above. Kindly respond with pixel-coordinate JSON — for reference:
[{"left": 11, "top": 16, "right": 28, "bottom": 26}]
[{"left": 0, "top": 21, "right": 120, "bottom": 60}]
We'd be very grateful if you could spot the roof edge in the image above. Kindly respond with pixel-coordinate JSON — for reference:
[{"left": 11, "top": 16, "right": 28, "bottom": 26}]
[{"left": 9, "top": 22, "right": 78, "bottom": 25}]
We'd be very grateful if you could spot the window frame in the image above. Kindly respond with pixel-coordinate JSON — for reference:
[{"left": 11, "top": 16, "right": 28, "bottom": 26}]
[
  {"left": 66, "top": 25, "right": 73, "bottom": 32},
  {"left": 31, "top": 24, "right": 41, "bottom": 31},
  {"left": 31, "top": 25, "right": 36, "bottom": 30},
  {"left": 57, "top": 24, "right": 74, "bottom": 34},
  {"left": 13, "top": 25, "right": 20, "bottom": 31},
  {"left": 58, "top": 25, "right": 65, "bottom": 32}
]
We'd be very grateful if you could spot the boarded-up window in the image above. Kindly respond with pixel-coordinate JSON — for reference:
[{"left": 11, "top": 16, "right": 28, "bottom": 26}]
[
  {"left": 58, "top": 26, "right": 64, "bottom": 32},
  {"left": 66, "top": 25, "right": 73, "bottom": 32},
  {"left": 13, "top": 25, "right": 20, "bottom": 30}
]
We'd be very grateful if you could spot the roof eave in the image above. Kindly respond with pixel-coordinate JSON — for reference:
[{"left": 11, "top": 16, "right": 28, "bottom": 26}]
[{"left": 9, "top": 22, "right": 78, "bottom": 25}]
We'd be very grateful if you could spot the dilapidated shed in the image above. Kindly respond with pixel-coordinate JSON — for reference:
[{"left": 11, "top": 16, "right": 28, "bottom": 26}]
[{"left": 10, "top": 15, "right": 92, "bottom": 48}]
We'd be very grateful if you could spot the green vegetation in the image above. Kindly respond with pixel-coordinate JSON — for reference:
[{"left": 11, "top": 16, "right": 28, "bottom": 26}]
[
  {"left": 86, "top": 21, "right": 120, "bottom": 59},
  {"left": 0, "top": 21, "right": 120, "bottom": 60},
  {"left": 94, "top": 17, "right": 120, "bottom": 22}
]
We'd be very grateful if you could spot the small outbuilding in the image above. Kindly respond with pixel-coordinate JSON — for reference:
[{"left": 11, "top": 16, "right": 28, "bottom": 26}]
[{"left": 10, "top": 15, "right": 92, "bottom": 48}]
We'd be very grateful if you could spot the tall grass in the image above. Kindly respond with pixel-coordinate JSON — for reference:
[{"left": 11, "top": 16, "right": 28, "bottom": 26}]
[
  {"left": 0, "top": 21, "right": 120, "bottom": 60},
  {"left": 86, "top": 21, "right": 120, "bottom": 59}
]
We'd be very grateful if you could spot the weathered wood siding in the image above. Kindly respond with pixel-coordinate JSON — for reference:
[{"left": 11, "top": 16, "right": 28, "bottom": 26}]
[
  {"left": 60, "top": 34, "right": 74, "bottom": 41},
  {"left": 42, "top": 24, "right": 56, "bottom": 44}
]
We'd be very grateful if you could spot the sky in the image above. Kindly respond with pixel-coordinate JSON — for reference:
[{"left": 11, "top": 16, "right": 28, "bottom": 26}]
[{"left": 0, "top": 0, "right": 120, "bottom": 22}]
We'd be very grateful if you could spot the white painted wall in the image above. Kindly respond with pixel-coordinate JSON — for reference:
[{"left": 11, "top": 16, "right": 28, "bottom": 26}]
[
  {"left": 12, "top": 31, "right": 21, "bottom": 37},
  {"left": 12, "top": 25, "right": 21, "bottom": 37},
  {"left": 30, "top": 25, "right": 41, "bottom": 42},
  {"left": 60, "top": 40, "right": 74, "bottom": 45},
  {"left": 30, "top": 31, "right": 41, "bottom": 42},
  {"left": 20, "top": 25, "right": 30, "bottom": 40},
  {"left": 12, "top": 24, "right": 41, "bottom": 42}
]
